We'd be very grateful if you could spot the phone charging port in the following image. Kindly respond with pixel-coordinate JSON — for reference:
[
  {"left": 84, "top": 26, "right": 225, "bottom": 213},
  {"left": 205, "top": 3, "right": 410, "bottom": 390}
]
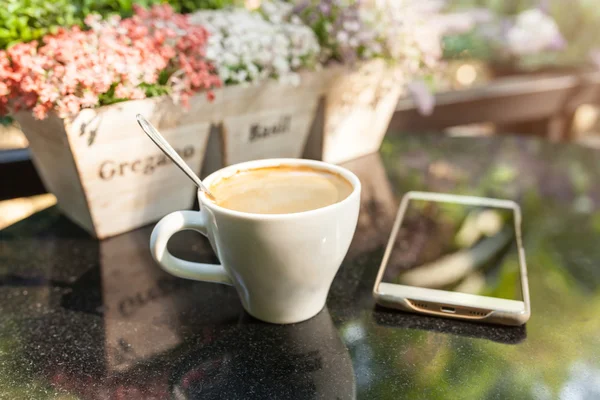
[{"left": 441, "top": 306, "right": 456, "bottom": 314}]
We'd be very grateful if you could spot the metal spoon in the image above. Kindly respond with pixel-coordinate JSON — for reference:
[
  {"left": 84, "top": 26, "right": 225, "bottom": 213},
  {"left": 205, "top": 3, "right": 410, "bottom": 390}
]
[{"left": 136, "top": 114, "right": 215, "bottom": 200}]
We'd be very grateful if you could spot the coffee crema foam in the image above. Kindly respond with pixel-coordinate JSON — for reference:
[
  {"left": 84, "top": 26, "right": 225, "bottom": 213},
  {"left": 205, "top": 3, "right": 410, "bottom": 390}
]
[{"left": 209, "top": 165, "right": 353, "bottom": 214}]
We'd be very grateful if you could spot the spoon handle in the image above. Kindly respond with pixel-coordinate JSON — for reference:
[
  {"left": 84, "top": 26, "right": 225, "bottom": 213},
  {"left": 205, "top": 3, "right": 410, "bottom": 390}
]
[{"left": 136, "top": 114, "right": 214, "bottom": 198}]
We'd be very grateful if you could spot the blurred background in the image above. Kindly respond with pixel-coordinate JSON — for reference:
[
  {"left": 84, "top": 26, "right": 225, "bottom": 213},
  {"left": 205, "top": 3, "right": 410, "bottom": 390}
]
[{"left": 3, "top": 0, "right": 600, "bottom": 162}]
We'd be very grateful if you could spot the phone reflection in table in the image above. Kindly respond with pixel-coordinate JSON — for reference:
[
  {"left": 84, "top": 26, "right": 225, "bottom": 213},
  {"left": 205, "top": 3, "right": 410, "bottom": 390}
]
[{"left": 373, "top": 306, "right": 527, "bottom": 345}]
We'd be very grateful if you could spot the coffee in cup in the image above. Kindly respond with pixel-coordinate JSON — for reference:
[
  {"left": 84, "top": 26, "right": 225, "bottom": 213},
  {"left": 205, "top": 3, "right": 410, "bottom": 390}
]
[
  {"left": 150, "top": 158, "right": 361, "bottom": 324},
  {"left": 208, "top": 165, "right": 353, "bottom": 214}
]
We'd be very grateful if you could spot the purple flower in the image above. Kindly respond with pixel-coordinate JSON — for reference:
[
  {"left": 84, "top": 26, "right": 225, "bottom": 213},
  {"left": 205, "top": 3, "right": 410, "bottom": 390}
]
[
  {"left": 538, "top": 0, "right": 551, "bottom": 14},
  {"left": 547, "top": 32, "right": 567, "bottom": 51},
  {"left": 292, "top": 2, "right": 309, "bottom": 14},
  {"left": 407, "top": 80, "right": 435, "bottom": 116},
  {"left": 590, "top": 49, "right": 600, "bottom": 69}
]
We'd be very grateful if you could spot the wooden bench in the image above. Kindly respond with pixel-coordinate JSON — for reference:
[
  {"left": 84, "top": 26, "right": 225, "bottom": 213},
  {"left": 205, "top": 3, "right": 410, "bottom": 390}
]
[{"left": 389, "top": 69, "right": 600, "bottom": 140}]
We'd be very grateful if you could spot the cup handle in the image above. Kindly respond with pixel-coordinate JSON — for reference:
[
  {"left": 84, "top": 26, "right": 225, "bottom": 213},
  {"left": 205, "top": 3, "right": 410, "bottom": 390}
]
[{"left": 150, "top": 210, "right": 232, "bottom": 285}]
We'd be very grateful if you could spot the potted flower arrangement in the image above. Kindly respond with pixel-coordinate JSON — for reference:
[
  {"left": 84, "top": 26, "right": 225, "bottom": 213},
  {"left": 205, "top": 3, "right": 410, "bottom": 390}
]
[
  {"left": 1, "top": 0, "right": 452, "bottom": 238},
  {"left": 1, "top": 5, "right": 221, "bottom": 238},
  {"left": 442, "top": 7, "right": 566, "bottom": 77},
  {"left": 0, "top": 0, "right": 179, "bottom": 142},
  {"left": 292, "top": 0, "right": 446, "bottom": 164},
  {"left": 188, "top": 1, "right": 325, "bottom": 170}
]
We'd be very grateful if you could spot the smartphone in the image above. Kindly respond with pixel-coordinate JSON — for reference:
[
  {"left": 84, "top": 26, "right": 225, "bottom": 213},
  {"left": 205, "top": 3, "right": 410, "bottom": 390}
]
[{"left": 373, "top": 191, "right": 530, "bottom": 326}]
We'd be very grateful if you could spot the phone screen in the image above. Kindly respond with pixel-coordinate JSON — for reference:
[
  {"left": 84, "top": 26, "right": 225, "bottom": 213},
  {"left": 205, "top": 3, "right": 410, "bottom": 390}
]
[{"left": 381, "top": 199, "right": 523, "bottom": 301}]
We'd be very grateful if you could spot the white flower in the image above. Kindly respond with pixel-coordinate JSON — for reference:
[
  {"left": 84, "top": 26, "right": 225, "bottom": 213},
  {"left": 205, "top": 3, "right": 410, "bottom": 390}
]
[
  {"left": 189, "top": 5, "right": 319, "bottom": 85},
  {"left": 219, "top": 68, "right": 231, "bottom": 82},
  {"left": 336, "top": 31, "right": 349, "bottom": 44},
  {"left": 205, "top": 47, "right": 219, "bottom": 61},
  {"left": 273, "top": 56, "right": 290, "bottom": 73},
  {"left": 247, "top": 63, "right": 259, "bottom": 77},
  {"left": 236, "top": 70, "right": 249, "bottom": 82},
  {"left": 344, "top": 21, "right": 361, "bottom": 32},
  {"left": 505, "top": 9, "right": 564, "bottom": 55},
  {"left": 222, "top": 52, "right": 239, "bottom": 66},
  {"left": 364, "top": 0, "right": 444, "bottom": 75}
]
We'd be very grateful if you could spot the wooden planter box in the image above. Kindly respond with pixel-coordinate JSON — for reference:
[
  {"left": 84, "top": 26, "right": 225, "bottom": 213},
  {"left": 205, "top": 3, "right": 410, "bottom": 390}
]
[
  {"left": 343, "top": 153, "right": 397, "bottom": 259},
  {"left": 202, "top": 70, "right": 334, "bottom": 174},
  {"left": 321, "top": 60, "right": 403, "bottom": 164},
  {"left": 16, "top": 97, "right": 212, "bottom": 239},
  {"left": 0, "top": 122, "right": 28, "bottom": 151}
]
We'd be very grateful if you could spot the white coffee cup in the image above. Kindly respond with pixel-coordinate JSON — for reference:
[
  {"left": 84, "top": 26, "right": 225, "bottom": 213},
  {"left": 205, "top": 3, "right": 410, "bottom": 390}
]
[{"left": 150, "top": 158, "right": 361, "bottom": 324}]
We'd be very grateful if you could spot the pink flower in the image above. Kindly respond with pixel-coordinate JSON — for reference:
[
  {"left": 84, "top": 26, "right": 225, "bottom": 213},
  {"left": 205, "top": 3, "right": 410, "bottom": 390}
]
[
  {"left": 80, "top": 91, "right": 99, "bottom": 108},
  {"left": 33, "top": 103, "right": 53, "bottom": 119},
  {"left": 0, "top": 4, "right": 220, "bottom": 120}
]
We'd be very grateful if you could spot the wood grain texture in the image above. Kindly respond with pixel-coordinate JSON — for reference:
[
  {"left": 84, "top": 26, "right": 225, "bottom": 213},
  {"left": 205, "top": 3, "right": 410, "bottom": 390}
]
[
  {"left": 18, "top": 112, "right": 96, "bottom": 234},
  {"left": 17, "top": 97, "right": 211, "bottom": 238},
  {"left": 322, "top": 60, "right": 403, "bottom": 164},
  {"left": 203, "top": 69, "right": 335, "bottom": 172},
  {"left": 0, "top": 123, "right": 28, "bottom": 150},
  {"left": 342, "top": 153, "right": 397, "bottom": 258}
]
